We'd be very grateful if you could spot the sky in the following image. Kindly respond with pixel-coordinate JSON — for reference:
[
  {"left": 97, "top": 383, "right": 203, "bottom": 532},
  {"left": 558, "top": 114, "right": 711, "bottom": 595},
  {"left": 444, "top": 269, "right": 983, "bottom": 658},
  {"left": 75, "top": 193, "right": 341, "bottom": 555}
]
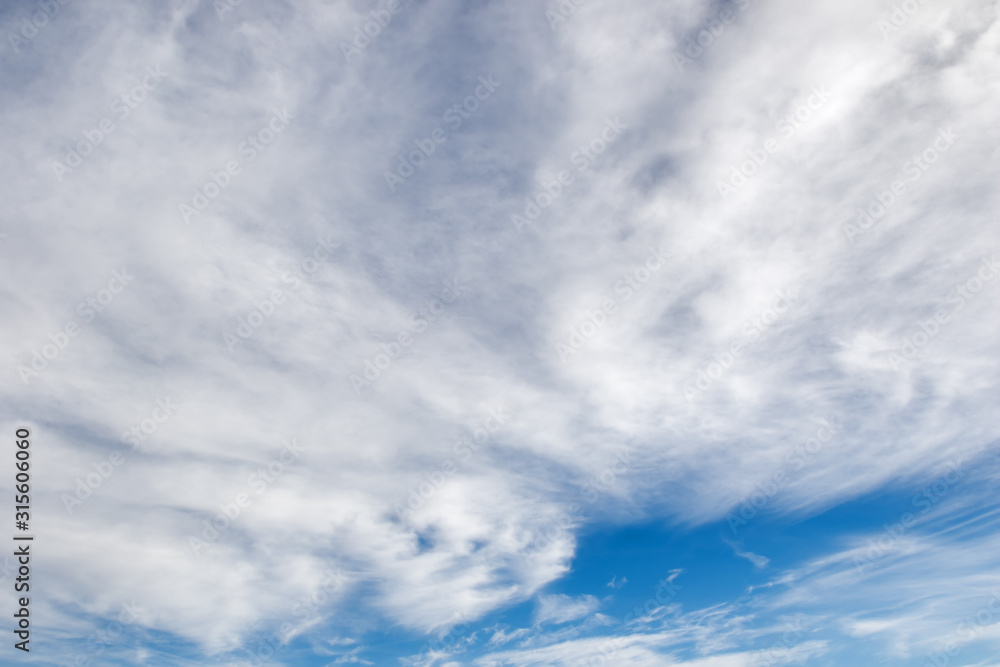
[{"left": 1, "top": 0, "right": 999, "bottom": 665}]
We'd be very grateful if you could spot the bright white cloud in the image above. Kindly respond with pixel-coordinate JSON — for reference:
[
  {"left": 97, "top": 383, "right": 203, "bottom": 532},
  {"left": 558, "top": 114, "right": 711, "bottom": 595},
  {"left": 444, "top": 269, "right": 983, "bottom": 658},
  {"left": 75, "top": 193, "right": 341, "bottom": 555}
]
[{"left": 1, "top": 0, "right": 998, "bottom": 664}]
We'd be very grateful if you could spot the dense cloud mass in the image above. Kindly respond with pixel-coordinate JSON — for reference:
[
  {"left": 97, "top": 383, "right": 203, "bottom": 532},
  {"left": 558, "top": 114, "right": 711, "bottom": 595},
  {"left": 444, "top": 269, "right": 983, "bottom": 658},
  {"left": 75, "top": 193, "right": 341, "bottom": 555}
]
[{"left": 1, "top": 0, "right": 998, "bottom": 664}]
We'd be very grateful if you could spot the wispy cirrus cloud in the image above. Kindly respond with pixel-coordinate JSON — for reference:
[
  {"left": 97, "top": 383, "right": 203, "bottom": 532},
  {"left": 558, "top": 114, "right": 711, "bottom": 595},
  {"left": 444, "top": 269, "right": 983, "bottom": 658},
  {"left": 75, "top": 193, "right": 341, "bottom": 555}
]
[{"left": 0, "top": 0, "right": 998, "bottom": 664}]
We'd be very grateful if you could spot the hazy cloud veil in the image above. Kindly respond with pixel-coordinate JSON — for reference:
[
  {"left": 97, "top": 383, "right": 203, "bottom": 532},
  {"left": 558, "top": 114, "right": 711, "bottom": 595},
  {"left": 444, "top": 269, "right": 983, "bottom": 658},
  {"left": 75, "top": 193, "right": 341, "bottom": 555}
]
[{"left": 1, "top": 0, "right": 999, "bottom": 665}]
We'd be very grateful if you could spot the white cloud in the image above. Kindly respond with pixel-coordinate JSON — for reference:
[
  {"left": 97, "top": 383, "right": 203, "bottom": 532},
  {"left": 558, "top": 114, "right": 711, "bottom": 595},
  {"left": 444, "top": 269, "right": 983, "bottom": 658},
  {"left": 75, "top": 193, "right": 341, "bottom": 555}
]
[
  {"left": 1, "top": 0, "right": 998, "bottom": 663},
  {"left": 534, "top": 593, "right": 601, "bottom": 625}
]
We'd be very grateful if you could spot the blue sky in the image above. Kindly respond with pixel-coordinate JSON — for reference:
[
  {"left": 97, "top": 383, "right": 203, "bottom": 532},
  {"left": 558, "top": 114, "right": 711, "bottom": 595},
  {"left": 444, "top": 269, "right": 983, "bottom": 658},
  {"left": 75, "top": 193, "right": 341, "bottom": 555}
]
[{"left": 1, "top": 0, "right": 1000, "bottom": 665}]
